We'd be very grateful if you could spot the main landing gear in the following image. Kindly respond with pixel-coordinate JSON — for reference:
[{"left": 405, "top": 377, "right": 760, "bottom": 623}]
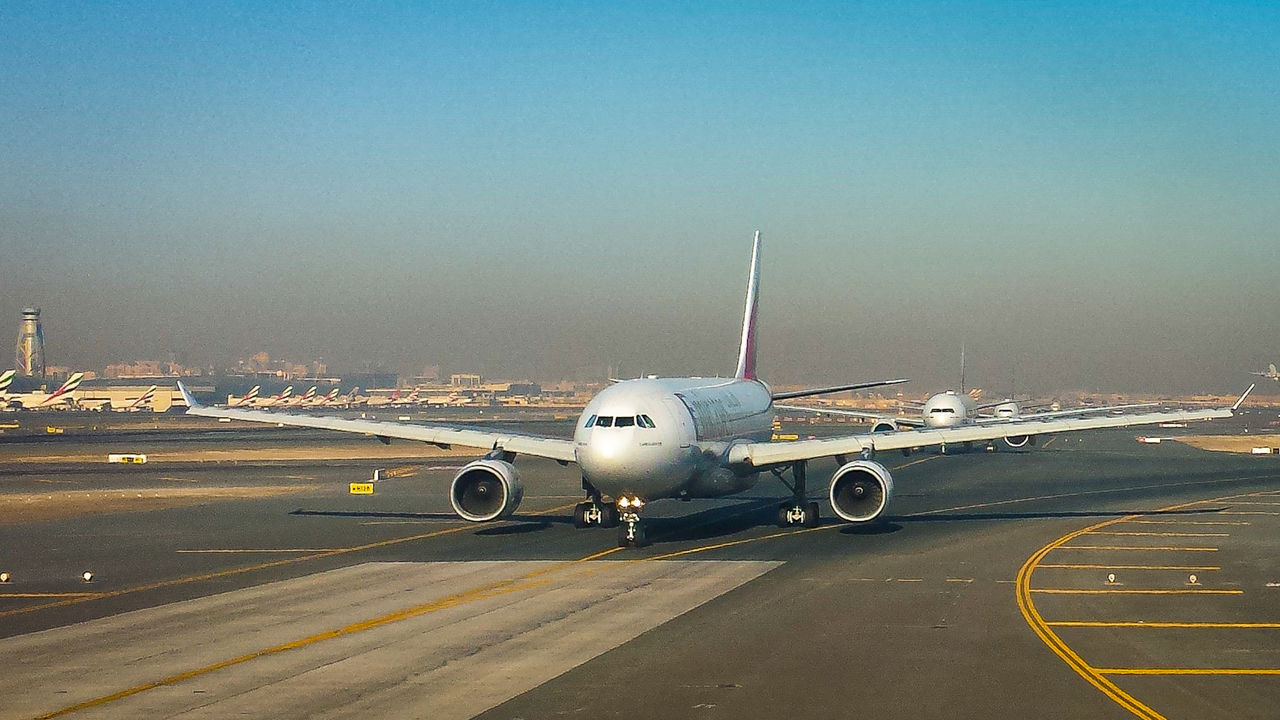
[
  {"left": 774, "top": 460, "right": 819, "bottom": 529},
  {"left": 573, "top": 478, "right": 619, "bottom": 530}
]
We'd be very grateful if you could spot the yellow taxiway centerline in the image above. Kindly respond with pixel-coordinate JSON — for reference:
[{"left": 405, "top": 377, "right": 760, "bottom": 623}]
[
  {"left": 1030, "top": 588, "right": 1242, "bottom": 595},
  {"left": 1056, "top": 545, "right": 1218, "bottom": 552},
  {"left": 1036, "top": 564, "right": 1219, "bottom": 571},
  {"left": 1086, "top": 531, "right": 1228, "bottom": 537},
  {"left": 1048, "top": 621, "right": 1280, "bottom": 628},
  {"left": 1098, "top": 668, "right": 1280, "bottom": 676}
]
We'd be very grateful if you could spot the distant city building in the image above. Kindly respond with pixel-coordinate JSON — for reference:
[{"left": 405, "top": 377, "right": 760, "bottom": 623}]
[
  {"left": 15, "top": 307, "right": 46, "bottom": 378},
  {"left": 103, "top": 360, "right": 201, "bottom": 378},
  {"left": 451, "top": 373, "right": 483, "bottom": 388}
]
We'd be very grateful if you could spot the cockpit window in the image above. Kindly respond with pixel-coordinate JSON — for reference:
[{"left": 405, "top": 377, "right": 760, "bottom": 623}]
[
  {"left": 595, "top": 416, "right": 614, "bottom": 427},
  {"left": 638, "top": 414, "right": 656, "bottom": 428},
  {"left": 929, "top": 407, "right": 956, "bottom": 414},
  {"left": 584, "top": 414, "right": 597, "bottom": 428},
  {"left": 615, "top": 416, "right": 635, "bottom": 427}
]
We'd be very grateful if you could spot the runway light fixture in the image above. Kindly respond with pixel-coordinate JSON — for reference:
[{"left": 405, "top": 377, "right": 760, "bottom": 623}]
[
  {"left": 1188, "top": 574, "right": 1198, "bottom": 585},
  {"left": 0, "top": 572, "right": 10, "bottom": 583},
  {"left": 81, "top": 570, "right": 94, "bottom": 583},
  {"left": 1106, "top": 573, "right": 1116, "bottom": 584}
]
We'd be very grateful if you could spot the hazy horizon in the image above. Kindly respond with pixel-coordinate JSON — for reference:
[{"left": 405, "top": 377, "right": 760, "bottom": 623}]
[{"left": 3, "top": 3, "right": 1277, "bottom": 395}]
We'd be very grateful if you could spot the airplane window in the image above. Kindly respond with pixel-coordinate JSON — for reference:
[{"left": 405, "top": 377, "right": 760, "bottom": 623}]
[
  {"left": 584, "top": 415, "right": 597, "bottom": 428},
  {"left": 595, "top": 416, "right": 614, "bottom": 427},
  {"left": 930, "top": 407, "right": 955, "bottom": 413},
  {"left": 639, "top": 414, "right": 656, "bottom": 428},
  {"left": 615, "top": 416, "right": 635, "bottom": 427}
]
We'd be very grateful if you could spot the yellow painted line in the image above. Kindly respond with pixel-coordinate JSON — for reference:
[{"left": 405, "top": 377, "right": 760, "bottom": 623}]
[
  {"left": 895, "top": 578, "right": 924, "bottom": 582},
  {"left": 1049, "top": 621, "right": 1280, "bottom": 628},
  {"left": 1041, "top": 437, "right": 1056, "bottom": 449},
  {"left": 1057, "top": 545, "right": 1217, "bottom": 552},
  {"left": 946, "top": 578, "right": 974, "bottom": 583},
  {"left": 1222, "top": 501, "right": 1280, "bottom": 506},
  {"left": 1016, "top": 486, "right": 1280, "bottom": 720},
  {"left": 0, "top": 502, "right": 576, "bottom": 620},
  {"left": 175, "top": 549, "right": 346, "bottom": 554},
  {"left": 0, "top": 593, "right": 104, "bottom": 599},
  {"left": 1087, "top": 531, "right": 1227, "bottom": 537},
  {"left": 1031, "top": 588, "right": 1242, "bottom": 595},
  {"left": 1219, "top": 511, "right": 1278, "bottom": 515},
  {"left": 1037, "top": 564, "right": 1219, "bottom": 571},
  {"left": 1117, "top": 520, "right": 1248, "bottom": 526},
  {"left": 890, "top": 456, "right": 939, "bottom": 471},
  {"left": 1098, "top": 668, "right": 1280, "bottom": 676}
]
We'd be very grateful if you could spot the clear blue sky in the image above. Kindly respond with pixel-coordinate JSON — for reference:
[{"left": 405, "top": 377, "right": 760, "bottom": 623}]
[{"left": 1, "top": 1, "right": 1277, "bottom": 393}]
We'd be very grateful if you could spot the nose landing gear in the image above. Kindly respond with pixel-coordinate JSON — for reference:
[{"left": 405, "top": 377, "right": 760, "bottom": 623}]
[{"left": 615, "top": 495, "right": 649, "bottom": 547}]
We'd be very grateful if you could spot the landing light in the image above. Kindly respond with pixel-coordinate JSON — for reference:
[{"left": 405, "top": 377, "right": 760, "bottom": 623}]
[{"left": 618, "top": 497, "right": 630, "bottom": 509}]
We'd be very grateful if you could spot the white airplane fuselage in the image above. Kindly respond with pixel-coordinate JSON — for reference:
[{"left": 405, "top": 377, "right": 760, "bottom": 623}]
[
  {"left": 574, "top": 377, "right": 773, "bottom": 501},
  {"left": 920, "top": 391, "right": 981, "bottom": 428}
]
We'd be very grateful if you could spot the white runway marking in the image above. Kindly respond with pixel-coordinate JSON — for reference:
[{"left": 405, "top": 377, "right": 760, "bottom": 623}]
[{"left": 3, "top": 560, "right": 778, "bottom": 720}]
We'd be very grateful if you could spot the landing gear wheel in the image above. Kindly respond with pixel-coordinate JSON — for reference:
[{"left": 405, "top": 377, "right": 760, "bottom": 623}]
[
  {"left": 803, "top": 501, "right": 820, "bottom": 528},
  {"left": 600, "top": 502, "right": 619, "bottom": 528},
  {"left": 777, "top": 504, "right": 791, "bottom": 528},
  {"left": 573, "top": 502, "right": 591, "bottom": 529}
]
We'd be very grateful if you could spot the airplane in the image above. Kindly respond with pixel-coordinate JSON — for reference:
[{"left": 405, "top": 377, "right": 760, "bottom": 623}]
[
  {"left": 260, "top": 385, "right": 294, "bottom": 407},
  {"left": 309, "top": 388, "right": 341, "bottom": 407},
  {"left": 1251, "top": 363, "right": 1280, "bottom": 382},
  {"left": 181, "top": 232, "right": 1248, "bottom": 547},
  {"left": 116, "top": 385, "right": 159, "bottom": 412},
  {"left": 229, "top": 385, "right": 260, "bottom": 407},
  {"left": 280, "top": 386, "right": 318, "bottom": 407},
  {"left": 3, "top": 372, "right": 88, "bottom": 410},
  {"left": 778, "top": 394, "right": 1162, "bottom": 452},
  {"left": 365, "top": 388, "right": 403, "bottom": 407},
  {"left": 38, "top": 372, "right": 85, "bottom": 408}
]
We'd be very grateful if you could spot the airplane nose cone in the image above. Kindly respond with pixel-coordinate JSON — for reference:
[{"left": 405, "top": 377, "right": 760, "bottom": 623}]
[{"left": 576, "top": 433, "right": 683, "bottom": 497}]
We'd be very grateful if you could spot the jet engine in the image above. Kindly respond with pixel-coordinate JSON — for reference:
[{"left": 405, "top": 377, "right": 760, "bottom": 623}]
[
  {"left": 871, "top": 420, "right": 899, "bottom": 433},
  {"left": 449, "top": 459, "right": 524, "bottom": 522},
  {"left": 1001, "top": 434, "right": 1036, "bottom": 449},
  {"left": 828, "top": 460, "right": 894, "bottom": 523}
]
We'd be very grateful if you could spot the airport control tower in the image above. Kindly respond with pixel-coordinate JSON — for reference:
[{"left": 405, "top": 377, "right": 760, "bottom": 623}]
[{"left": 16, "top": 307, "right": 46, "bottom": 378}]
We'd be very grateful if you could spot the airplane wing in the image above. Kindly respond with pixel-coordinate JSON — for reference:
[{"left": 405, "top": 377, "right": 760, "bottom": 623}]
[
  {"left": 177, "top": 382, "right": 577, "bottom": 464},
  {"left": 774, "top": 404, "right": 926, "bottom": 427},
  {"left": 972, "top": 402, "right": 1160, "bottom": 423},
  {"left": 771, "top": 378, "right": 910, "bottom": 401},
  {"left": 731, "top": 387, "right": 1251, "bottom": 468}
]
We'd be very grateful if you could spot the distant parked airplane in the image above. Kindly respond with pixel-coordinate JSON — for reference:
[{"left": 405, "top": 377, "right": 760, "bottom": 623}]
[
  {"left": 229, "top": 385, "right": 260, "bottom": 407},
  {"left": 116, "top": 385, "right": 159, "bottom": 412}
]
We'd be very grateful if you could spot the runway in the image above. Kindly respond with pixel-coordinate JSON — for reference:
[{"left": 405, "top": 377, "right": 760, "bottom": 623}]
[{"left": 1, "top": 414, "right": 1277, "bottom": 719}]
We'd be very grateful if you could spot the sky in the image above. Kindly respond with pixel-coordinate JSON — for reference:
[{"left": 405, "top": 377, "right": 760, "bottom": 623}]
[{"left": 1, "top": 1, "right": 1277, "bottom": 394}]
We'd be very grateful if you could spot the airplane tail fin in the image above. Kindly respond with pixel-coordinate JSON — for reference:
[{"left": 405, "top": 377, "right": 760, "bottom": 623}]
[
  {"left": 41, "top": 371, "right": 84, "bottom": 404},
  {"left": 0, "top": 369, "right": 13, "bottom": 393},
  {"left": 1271, "top": 363, "right": 1277, "bottom": 375},
  {"left": 734, "top": 231, "right": 761, "bottom": 380}
]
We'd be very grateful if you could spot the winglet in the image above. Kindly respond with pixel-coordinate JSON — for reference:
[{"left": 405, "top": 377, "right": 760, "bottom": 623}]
[
  {"left": 1232, "top": 383, "right": 1255, "bottom": 412},
  {"left": 177, "top": 381, "right": 200, "bottom": 410},
  {"left": 734, "top": 231, "right": 761, "bottom": 380}
]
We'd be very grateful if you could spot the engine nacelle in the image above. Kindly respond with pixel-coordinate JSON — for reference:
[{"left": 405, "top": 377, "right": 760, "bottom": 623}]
[
  {"left": 871, "top": 420, "right": 899, "bottom": 433},
  {"left": 828, "top": 460, "right": 894, "bottom": 523},
  {"left": 1001, "top": 434, "right": 1036, "bottom": 449},
  {"left": 449, "top": 459, "right": 524, "bottom": 522}
]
